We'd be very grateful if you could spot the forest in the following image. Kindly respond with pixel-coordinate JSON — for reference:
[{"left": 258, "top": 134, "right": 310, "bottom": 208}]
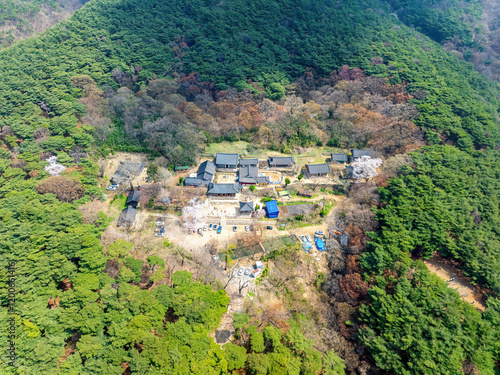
[{"left": 0, "top": 0, "right": 499, "bottom": 373}]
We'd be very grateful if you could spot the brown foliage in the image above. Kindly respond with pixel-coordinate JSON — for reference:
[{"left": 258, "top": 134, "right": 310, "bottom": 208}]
[
  {"left": 139, "top": 183, "right": 162, "bottom": 207},
  {"left": 339, "top": 273, "right": 369, "bottom": 305},
  {"left": 28, "top": 170, "right": 39, "bottom": 178},
  {"left": 79, "top": 200, "right": 107, "bottom": 226},
  {"left": 334, "top": 302, "right": 357, "bottom": 339},
  {"left": 36, "top": 176, "right": 84, "bottom": 202},
  {"left": 47, "top": 296, "right": 60, "bottom": 309},
  {"left": 345, "top": 255, "right": 360, "bottom": 274}
]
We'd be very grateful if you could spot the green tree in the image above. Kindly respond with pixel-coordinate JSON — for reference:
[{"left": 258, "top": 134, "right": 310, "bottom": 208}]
[
  {"left": 107, "top": 239, "right": 133, "bottom": 259},
  {"left": 224, "top": 342, "right": 247, "bottom": 371},
  {"left": 323, "top": 349, "right": 345, "bottom": 375},
  {"left": 246, "top": 326, "right": 265, "bottom": 353},
  {"left": 147, "top": 163, "right": 159, "bottom": 181},
  {"left": 249, "top": 185, "right": 256, "bottom": 191},
  {"left": 247, "top": 353, "right": 270, "bottom": 375},
  {"left": 266, "top": 82, "right": 286, "bottom": 100}
]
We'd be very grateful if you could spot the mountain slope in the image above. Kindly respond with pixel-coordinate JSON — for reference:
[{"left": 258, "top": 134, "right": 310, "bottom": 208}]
[
  {"left": 0, "top": 0, "right": 499, "bottom": 373},
  {"left": 0, "top": 0, "right": 87, "bottom": 48}
]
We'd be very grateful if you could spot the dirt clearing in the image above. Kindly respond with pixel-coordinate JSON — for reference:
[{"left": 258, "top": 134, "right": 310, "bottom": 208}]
[{"left": 423, "top": 258, "right": 486, "bottom": 311}]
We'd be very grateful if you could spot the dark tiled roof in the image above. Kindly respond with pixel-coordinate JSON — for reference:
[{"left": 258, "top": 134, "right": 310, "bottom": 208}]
[
  {"left": 198, "top": 160, "right": 215, "bottom": 175},
  {"left": 239, "top": 201, "right": 254, "bottom": 212},
  {"left": 239, "top": 165, "right": 270, "bottom": 184},
  {"left": 306, "top": 163, "right": 331, "bottom": 175},
  {"left": 207, "top": 183, "right": 241, "bottom": 195},
  {"left": 345, "top": 166, "right": 354, "bottom": 178},
  {"left": 240, "top": 176, "right": 270, "bottom": 184},
  {"left": 111, "top": 162, "right": 146, "bottom": 185},
  {"left": 351, "top": 149, "right": 377, "bottom": 159},
  {"left": 240, "top": 165, "right": 259, "bottom": 178},
  {"left": 117, "top": 207, "right": 137, "bottom": 227},
  {"left": 239, "top": 158, "right": 258, "bottom": 166},
  {"left": 215, "top": 153, "right": 239, "bottom": 166},
  {"left": 126, "top": 190, "right": 142, "bottom": 205},
  {"left": 184, "top": 177, "right": 205, "bottom": 186},
  {"left": 196, "top": 160, "right": 215, "bottom": 181},
  {"left": 331, "top": 153, "right": 348, "bottom": 162},
  {"left": 268, "top": 157, "right": 295, "bottom": 166}
]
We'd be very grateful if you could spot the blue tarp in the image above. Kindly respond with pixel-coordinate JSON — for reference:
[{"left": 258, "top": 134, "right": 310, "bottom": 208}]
[
  {"left": 266, "top": 200, "right": 280, "bottom": 218},
  {"left": 315, "top": 238, "right": 326, "bottom": 251},
  {"left": 302, "top": 242, "right": 313, "bottom": 252}
]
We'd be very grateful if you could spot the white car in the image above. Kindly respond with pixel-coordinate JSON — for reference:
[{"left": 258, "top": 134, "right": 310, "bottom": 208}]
[
  {"left": 238, "top": 268, "right": 244, "bottom": 276},
  {"left": 203, "top": 225, "right": 208, "bottom": 231},
  {"left": 245, "top": 225, "right": 250, "bottom": 232},
  {"left": 244, "top": 268, "right": 251, "bottom": 275},
  {"left": 306, "top": 234, "right": 312, "bottom": 242},
  {"left": 301, "top": 235, "right": 307, "bottom": 242},
  {"left": 106, "top": 186, "right": 116, "bottom": 191},
  {"left": 232, "top": 269, "right": 238, "bottom": 276}
]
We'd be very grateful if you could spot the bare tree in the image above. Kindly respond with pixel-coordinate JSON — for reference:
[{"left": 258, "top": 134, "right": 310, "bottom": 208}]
[{"left": 238, "top": 278, "right": 250, "bottom": 296}]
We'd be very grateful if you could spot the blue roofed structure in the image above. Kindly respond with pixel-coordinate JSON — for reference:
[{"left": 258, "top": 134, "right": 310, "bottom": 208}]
[
  {"left": 315, "top": 238, "right": 326, "bottom": 251},
  {"left": 265, "top": 200, "right": 279, "bottom": 218}
]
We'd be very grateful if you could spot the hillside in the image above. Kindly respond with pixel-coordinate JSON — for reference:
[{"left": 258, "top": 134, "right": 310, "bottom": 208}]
[
  {"left": 0, "top": 0, "right": 499, "bottom": 374},
  {"left": 0, "top": 0, "right": 86, "bottom": 48}
]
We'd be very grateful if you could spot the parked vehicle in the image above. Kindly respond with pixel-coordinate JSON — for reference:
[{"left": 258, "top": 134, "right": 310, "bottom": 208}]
[
  {"left": 209, "top": 224, "right": 213, "bottom": 230},
  {"left": 106, "top": 186, "right": 116, "bottom": 191},
  {"left": 245, "top": 225, "right": 250, "bottom": 231},
  {"left": 197, "top": 228, "right": 202, "bottom": 235},
  {"left": 300, "top": 235, "right": 307, "bottom": 242},
  {"left": 306, "top": 234, "right": 312, "bottom": 242},
  {"left": 233, "top": 226, "right": 237, "bottom": 232},
  {"left": 238, "top": 268, "right": 244, "bottom": 276},
  {"left": 217, "top": 226, "right": 222, "bottom": 234},
  {"left": 203, "top": 225, "right": 208, "bottom": 231},
  {"left": 315, "top": 230, "right": 324, "bottom": 236},
  {"left": 266, "top": 226, "right": 273, "bottom": 230},
  {"left": 232, "top": 270, "right": 238, "bottom": 276},
  {"left": 212, "top": 255, "right": 218, "bottom": 262},
  {"left": 251, "top": 269, "right": 262, "bottom": 278},
  {"left": 244, "top": 268, "right": 251, "bottom": 275}
]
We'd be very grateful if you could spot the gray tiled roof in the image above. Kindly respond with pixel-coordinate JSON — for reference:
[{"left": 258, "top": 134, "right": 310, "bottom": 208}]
[
  {"left": 268, "top": 156, "right": 295, "bottom": 166},
  {"left": 351, "top": 149, "right": 377, "bottom": 159},
  {"left": 331, "top": 153, "right": 348, "bottom": 162},
  {"left": 239, "top": 165, "right": 258, "bottom": 178},
  {"left": 306, "top": 163, "right": 331, "bottom": 175},
  {"left": 197, "top": 160, "right": 215, "bottom": 181},
  {"left": 207, "top": 183, "right": 241, "bottom": 195},
  {"left": 239, "top": 201, "right": 254, "bottom": 212},
  {"left": 239, "top": 165, "right": 270, "bottom": 184},
  {"left": 239, "top": 158, "right": 258, "bottom": 166},
  {"left": 345, "top": 166, "right": 354, "bottom": 178},
  {"left": 126, "top": 190, "right": 142, "bottom": 205},
  {"left": 184, "top": 177, "right": 205, "bottom": 186},
  {"left": 117, "top": 207, "right": 137, "bottom": 227},
  {"left": 215, "top": 153, "right": 239, "bottom": 166}
]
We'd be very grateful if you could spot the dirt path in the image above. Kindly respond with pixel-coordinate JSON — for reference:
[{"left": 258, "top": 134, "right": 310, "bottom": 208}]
[
  {"left": 213, "top": 293, "right": 245, "bottom": 345},
  {"left": 423, "top": 258, "right": 486, "bottom": 311}
]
